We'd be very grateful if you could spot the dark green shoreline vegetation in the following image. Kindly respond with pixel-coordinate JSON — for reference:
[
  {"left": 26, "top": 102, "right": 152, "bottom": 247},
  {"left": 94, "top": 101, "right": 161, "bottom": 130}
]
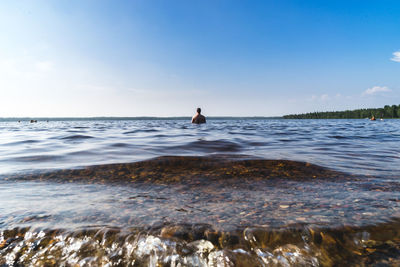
[{"left": 284, "top": 104, "right": 400, "bottom": 119}]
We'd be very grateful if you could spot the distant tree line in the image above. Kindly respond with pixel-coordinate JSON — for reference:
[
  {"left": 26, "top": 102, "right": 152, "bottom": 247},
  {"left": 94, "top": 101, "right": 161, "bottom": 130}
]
[{"left": 283, "top": 105, "right": 400, "bottom": 119}]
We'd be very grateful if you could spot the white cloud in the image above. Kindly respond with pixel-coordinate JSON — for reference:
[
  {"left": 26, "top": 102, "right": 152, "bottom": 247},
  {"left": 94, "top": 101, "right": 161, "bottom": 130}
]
[
  {"left": 391, "top": 51, "right": 400, "bottom": 62},
  {"left": 35, "top": 61, "right": 53, "bottom": 72},
  {"left": 77, "top": 84, "right": 116, "bottom": 93},
  {"left": 320, "top": 94, "right": 329, "bottom": 101},
  {"left": 309, "top": 94, "right": 330, "bottom": 101},
  {"left": 363, "top": 86, "right": 391, "bottom": 96}
]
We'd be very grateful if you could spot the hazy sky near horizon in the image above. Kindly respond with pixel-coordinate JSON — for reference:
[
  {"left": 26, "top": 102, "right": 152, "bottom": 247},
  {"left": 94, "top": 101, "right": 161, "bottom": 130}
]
[{"left": 1, "top": 0, "right": 399, "bottom": 117}]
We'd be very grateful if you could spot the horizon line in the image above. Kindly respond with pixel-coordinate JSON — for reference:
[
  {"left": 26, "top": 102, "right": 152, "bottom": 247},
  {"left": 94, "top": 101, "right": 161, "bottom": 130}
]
[{"left": 0, "top": 116, "right": 283, "bottom": 120}]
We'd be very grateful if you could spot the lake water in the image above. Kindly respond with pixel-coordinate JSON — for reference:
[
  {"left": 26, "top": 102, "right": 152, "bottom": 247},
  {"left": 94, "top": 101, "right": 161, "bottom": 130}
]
[{"left": 1, "top": 119, "right": 400, "bottom": 266}]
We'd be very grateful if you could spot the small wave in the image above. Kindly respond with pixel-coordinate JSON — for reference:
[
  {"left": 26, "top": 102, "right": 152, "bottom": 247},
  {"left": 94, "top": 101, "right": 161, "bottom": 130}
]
[
  {"left": 61, "top": 135, "right": 94, "bottom": 140},
  {"left": 244, "top": 141, "right": 267, "bottom": 146},
  {"left": 109, "top": 142, "right": 131, "bottom": 148},
  {"left": 123, "top": 129, "right": 159, "bottom": 134},
  {"left": 278, "top": 139, "right": 295, "bottom": 142},
  {"left": 330, "top": 135, "right": 348, "bottom": 139},
  {"left": 3, "top": 139, "right": 40, "bottom": 146},
  {"left": 9, "top": 155, "right": 65, "bottom": 163},
  {"left": 66, "top": 130, "right": 87, "bottom": 133},
  {"left": 66, "top": 150, "right": 98, "bottom": 157},
  {"left": 175, "top": 140, "right": 243, "bottom": 152}
]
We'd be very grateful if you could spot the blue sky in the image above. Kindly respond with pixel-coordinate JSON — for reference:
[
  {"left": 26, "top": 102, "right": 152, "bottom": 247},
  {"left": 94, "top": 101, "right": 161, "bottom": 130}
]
[{"left": 0, "top": 0, "right": 399, "bottom": 117}]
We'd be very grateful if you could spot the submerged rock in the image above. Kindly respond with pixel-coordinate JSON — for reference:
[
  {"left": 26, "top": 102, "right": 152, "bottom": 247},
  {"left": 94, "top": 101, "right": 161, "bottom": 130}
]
[{"left": 12, "top": 155, "right": 355, "bottom": 185}]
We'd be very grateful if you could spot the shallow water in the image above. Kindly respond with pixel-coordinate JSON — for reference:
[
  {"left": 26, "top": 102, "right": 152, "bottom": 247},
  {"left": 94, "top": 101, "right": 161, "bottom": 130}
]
[{"left": 1, "top": 119, "right": 400, "bottom": 266}]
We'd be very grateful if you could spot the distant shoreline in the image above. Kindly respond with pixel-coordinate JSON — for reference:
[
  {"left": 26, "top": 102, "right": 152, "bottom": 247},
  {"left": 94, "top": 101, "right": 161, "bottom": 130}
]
[
  {"left": 0, "top": 116, "right": 282, "bottom": 122},
  {"left": 284, "top": 104, "right": 400, "bottom": 119},
  {"left": 2, "top": 117, "right": 400, "bottom": 122}
]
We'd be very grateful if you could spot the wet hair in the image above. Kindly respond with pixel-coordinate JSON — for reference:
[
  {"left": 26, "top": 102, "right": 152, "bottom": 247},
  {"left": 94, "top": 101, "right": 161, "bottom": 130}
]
[{"left": 197, "top": 108, "right": 201, "bottom": 113}]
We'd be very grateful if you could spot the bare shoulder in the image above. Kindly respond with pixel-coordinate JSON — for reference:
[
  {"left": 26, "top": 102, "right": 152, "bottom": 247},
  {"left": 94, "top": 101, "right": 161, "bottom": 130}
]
[{"left": 192, "top": 114, "right": 206, "bottom": 124}]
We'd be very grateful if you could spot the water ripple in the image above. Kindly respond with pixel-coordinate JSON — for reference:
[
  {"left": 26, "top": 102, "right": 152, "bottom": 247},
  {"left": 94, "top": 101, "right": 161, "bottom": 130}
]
[
  {"left": 174, "top": 139, "right": 243, "bottom": 152},
  {"left": 0, "top": 119, "right": 399, "bottom": 176},
  {"left": 61, "top": 134, "right": 94, "bottom": 140}
]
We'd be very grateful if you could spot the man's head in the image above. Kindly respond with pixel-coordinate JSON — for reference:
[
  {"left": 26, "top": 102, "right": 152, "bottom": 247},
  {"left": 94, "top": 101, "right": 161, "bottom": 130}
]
[{"left": 197, "top": 108, "right": 201, "bottom": 114}]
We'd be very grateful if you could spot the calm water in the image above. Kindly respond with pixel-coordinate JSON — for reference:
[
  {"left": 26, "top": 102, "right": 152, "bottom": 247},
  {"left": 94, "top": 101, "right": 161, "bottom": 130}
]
[{"left": 1, "top": 119, "right": 400, "bottom": 266}]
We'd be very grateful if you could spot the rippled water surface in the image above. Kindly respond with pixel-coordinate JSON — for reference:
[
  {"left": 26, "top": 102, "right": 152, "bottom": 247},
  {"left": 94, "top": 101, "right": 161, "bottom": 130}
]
[
  {"left": 1, "top": 119, "right": 399, "bottom": 176},
  {"left": 1, "top": 119, "right": 400, "bottom": 266}
]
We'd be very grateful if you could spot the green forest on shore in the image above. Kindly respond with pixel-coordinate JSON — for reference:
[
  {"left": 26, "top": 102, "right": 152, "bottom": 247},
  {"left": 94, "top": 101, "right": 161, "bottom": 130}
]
[{"left": 284, "top": 104, "right": 400, "bottom": 119}]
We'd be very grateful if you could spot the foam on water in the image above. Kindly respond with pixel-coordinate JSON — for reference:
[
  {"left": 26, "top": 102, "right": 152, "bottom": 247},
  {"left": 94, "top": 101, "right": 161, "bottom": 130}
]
[{"left": 2, "top": 220, "right": 400, "bottom": 266}]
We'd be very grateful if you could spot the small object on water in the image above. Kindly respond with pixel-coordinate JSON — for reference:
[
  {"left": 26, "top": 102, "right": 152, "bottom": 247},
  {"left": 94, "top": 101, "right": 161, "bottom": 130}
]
[
  {"left": 370, "top": 116, "right": 376, "bottom": 121},
  {"left": 192, "top": 107, "right": 206, "bottom": 124}
]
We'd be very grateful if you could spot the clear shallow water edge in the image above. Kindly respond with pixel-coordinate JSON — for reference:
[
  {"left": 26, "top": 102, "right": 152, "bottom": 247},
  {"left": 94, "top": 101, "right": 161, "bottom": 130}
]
[{"left": 1, "top": 119, "right": 400, "bottom": 266}]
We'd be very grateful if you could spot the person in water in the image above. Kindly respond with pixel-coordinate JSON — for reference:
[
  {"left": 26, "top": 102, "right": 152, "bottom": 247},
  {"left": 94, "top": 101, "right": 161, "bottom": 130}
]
[{"left": 192, "top": 108, "right": 206, "bottom": 124}]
